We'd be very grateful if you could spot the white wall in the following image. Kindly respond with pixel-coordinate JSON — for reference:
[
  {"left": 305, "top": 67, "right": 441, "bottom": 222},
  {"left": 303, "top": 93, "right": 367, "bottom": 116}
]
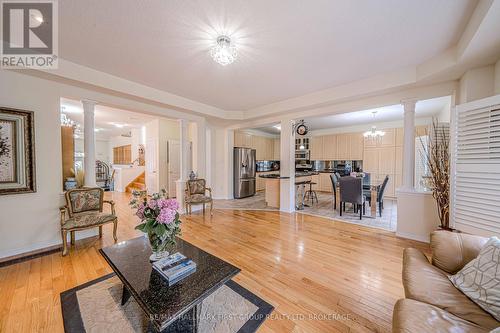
[
  {"left": 0, "top": 69, "right": 206, "bottom": 260},
  {"left": 458, "top": 65, "right": 495, "bottom": 104},
  {"left": 495, "top": 58, "right": 500, "bottom": 95},
  {"left": 0, "top": 71, "right": 63, "bottom": 259},
  {"left": 75, "top": 138, "right": 110, "bottom": 164}
]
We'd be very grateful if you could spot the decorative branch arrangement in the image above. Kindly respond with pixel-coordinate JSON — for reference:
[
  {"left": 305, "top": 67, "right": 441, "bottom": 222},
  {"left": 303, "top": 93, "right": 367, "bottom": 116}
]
[{"left": 421, "top": 120, "right": 450, "bottom": 229}]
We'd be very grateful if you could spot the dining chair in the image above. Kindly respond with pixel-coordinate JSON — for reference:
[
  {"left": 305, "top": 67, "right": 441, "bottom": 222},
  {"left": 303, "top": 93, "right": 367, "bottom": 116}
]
[
  {"left": 339, "top": 176, "right": 366, "bottom": 220},
  {"left": 365, "top": 175, "right": 389, "bottom": 217},
  {"left": 329, "top": 173, "right": 338, "bottom": 209}
]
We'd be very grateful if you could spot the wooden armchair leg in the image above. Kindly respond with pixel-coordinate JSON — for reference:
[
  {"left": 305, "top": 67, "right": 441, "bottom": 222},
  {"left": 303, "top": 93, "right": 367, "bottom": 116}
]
[
  {"left": 210, "top": 201, "right": 213, "bottom": 216},
  {"left": 61, "top": 230, "right": 68, "bottom": 256},
  {"left": 113, "top": 220, "right": 118, "bottom": 242},
  {"left": 203, "top": 203, "right": 205, "bottom": 215},
  {"left": 70, "top": 231, "right": 75, "bottom": 245},
  {"left": 99, "top": 226, "right": 103, "bottom": 238}
]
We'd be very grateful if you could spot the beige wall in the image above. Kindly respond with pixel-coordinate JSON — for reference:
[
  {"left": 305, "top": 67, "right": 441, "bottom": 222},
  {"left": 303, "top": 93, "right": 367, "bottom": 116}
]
[
  {"left": 458, "top": 65, "right": 495, "bottom": 104},
  {"left": 396, "top": 191, "right": 440, "bottom": 242}
]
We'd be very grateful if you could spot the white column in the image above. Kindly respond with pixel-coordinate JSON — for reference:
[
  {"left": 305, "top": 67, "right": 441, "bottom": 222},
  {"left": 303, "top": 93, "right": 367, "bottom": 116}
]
[
  {"left": 279, "top": 119, "right": 296, "bottom": 212},
  {"left": 195, "top": 120, "right": 206, "bottom": 180},
  {"left": 82, "top": 100, "right": 97, "bottom": 187},
  {"left": 401, "top": 99, "right": 417, "bottom": 191},
  {"left": 176, "top": 119, "right": 189, "bottom": 211}
]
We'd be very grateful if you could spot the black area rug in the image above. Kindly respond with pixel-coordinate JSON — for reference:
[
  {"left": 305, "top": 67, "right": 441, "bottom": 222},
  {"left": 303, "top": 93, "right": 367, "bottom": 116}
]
[{"left": 61, "top": 273, "right": 273, "bottom": 333}]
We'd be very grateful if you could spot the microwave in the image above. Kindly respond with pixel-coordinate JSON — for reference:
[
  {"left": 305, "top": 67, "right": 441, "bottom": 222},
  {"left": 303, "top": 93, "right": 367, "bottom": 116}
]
[{"left": 295, "top": 150, "right": 310, "bottom": 160}]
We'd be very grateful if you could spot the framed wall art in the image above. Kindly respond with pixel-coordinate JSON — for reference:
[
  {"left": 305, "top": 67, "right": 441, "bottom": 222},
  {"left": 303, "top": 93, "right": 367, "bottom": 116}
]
[{"left": 0, "top": 107, "right": 36, "bottom": 195}]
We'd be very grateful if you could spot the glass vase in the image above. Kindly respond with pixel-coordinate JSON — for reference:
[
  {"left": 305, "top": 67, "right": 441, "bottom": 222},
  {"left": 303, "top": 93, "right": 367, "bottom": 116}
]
[{"left": 147, "top": 232, "right": 174, "bottom": 262}]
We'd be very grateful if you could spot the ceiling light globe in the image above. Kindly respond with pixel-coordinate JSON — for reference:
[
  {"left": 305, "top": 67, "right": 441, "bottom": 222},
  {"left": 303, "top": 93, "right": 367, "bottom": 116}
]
[{"left": 210, "top": 35, "right": 237, "bottom": 66}]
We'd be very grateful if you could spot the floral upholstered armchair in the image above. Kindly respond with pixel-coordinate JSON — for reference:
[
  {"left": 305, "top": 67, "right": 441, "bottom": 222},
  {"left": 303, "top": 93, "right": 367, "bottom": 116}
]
[
  {"left": 185, "top": 179, "right": 213, "bottom": 215},
  {"left": 59, "top": 188, "right": 118, "bottom": 256}
]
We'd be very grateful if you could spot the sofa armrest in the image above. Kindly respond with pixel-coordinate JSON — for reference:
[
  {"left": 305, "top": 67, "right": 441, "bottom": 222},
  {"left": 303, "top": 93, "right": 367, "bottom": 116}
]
[{"left": 430, "top": 230, "right": 488, "bottom": 274}]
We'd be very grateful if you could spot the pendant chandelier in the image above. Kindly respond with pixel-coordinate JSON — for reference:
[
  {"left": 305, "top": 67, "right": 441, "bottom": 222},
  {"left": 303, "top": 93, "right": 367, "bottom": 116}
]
[
  {"left": 363, "top": 111, "right": 385, "bottom": 142},
  {"left": 210, "top": 35, "right": 237, "bottom": 66}
]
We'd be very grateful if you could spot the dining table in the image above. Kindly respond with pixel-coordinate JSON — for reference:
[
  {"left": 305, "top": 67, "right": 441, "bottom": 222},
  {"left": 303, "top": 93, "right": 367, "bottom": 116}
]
[{"left": 335, "top": 177, "right": 382, "bottom": 218}]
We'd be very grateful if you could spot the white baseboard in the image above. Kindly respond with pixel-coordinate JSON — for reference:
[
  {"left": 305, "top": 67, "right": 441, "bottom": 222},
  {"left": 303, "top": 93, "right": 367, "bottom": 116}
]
[
  {"left": 0, "top": 228, "right": 99, "bottom": 260},
  {"left": 396, "top": 231, "right": 430, "bottom": 243}
]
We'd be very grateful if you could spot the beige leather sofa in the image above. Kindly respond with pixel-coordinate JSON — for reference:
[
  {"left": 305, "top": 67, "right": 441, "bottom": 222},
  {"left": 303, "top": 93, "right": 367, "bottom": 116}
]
[{"left": 393, "top": 230, "right": 500, "bottom": 332}]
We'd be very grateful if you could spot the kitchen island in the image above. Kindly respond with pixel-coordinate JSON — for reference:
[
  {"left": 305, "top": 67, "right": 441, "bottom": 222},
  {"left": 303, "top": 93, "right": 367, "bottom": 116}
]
[{"left": 259, "top": 171, "right": 319, "bottom": 208}]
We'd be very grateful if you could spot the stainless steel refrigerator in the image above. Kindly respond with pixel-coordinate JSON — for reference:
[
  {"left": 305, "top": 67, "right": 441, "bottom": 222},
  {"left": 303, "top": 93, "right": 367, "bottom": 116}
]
[{"left": 233, "top": 147, "right": 256, "bottom": 198}]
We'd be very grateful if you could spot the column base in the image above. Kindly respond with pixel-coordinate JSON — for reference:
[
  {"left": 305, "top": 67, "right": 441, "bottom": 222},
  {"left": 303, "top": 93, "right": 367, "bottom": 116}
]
[{"left": 175, "top": 179, "right": 186, "bottom": 212}]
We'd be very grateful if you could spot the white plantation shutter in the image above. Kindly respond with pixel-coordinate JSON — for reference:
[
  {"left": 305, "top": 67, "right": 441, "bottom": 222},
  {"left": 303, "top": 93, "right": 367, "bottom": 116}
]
[{"left": 451, "top": 99, "right": 500, "bottom": 235}]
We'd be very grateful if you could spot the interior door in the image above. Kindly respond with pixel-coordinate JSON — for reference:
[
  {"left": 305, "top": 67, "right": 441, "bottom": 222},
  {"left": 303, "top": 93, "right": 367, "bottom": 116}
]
[
  {"left": 167, "top": 140, "right": 180, "bottom": 197},
  {"left": 145, "top": 138, "right": 158, "bottom": 193},
  {"left": 167, "top": 140, "right": 193, "bottom": 198}
]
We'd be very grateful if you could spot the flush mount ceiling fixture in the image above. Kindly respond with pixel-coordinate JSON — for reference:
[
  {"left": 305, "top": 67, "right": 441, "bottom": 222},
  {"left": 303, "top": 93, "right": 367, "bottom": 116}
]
[{"left": 210, "top": 35, "right": 237, "bottom": 66}]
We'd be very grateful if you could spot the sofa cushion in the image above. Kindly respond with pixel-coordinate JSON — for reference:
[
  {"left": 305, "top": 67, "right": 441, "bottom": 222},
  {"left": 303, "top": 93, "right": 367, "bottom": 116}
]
[
  {"left": 431, "top": 230, "right": 488, "bottom": 274},
  {"left": 403, "top": 248, "right": 499, "bottom": 330},
  {"left": 450, "top": 237, "right": 500, "bottom": 322},
  {"left": 62, "top": 212, "right": 116, "bottom": 229},
  {"left": 393, "top": 299, "right": 488, "bottom": 333}
]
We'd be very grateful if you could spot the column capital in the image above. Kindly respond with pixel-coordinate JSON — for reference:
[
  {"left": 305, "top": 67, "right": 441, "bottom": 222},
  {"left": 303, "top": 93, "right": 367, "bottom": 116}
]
[
  {"left": 81, "top": 99, "right": 97, "bottom": 107},
  {"left": 401, "top": 99, "right": 418, "bottom": 112}
]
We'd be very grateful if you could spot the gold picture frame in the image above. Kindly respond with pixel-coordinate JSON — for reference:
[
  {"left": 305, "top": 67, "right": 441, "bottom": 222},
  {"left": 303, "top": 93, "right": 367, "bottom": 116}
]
[{"left": 0, "top": 107, "right": 36, "bottom": 195}]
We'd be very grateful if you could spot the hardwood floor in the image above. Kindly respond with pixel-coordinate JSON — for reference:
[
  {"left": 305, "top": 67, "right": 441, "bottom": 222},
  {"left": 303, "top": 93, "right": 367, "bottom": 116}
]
[{"left": 0, "top": 192, "right": 429, "bottom": 333}]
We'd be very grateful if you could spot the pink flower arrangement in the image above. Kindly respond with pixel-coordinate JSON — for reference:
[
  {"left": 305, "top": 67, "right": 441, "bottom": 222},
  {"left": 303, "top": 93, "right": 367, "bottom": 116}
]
[{"left": 129, "top": 189, "right": 182, "bottom": 245}]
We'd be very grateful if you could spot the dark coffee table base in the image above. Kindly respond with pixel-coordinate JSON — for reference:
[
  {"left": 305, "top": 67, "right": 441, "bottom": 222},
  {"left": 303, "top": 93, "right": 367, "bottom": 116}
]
[{"left": 121, "top": 284, "right": 199, "bottom": 333}]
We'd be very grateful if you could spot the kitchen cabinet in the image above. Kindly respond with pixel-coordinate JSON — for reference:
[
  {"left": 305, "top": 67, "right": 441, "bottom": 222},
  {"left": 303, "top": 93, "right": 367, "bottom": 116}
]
[
  {"left": 319, "top": 173, "right": 333, "bottom": 192},
  {"left": 336, "top": 134, "right": 350, "bottom": 160},
  {"left": 380, "top": 129, "right": 396, "bottom": 146},
  {"left": 362, "top": 148, "right": 379, "bottom": 174},
  {"left": 311, "top": 174, "right": 320, "bottom": 191},
  {"left": 349, "top": 133, "right": 364, "bottom": 160},
  {"left": 257, "top": 172, "right": 275, "bottom": 191},
  {"left": 235, "top": 131, "right": 276, "bottom": 160},
  {"left": 309, "top": 133, "right": 363, "bottom": 161},
  {"left": 310, "top": 136, "right": 323, "bottom": 160},
  {"left": 323, "top": 135, "right": 337, "bottom": 160},
  {"left": 234, "top": 131, "right": 252, "bottom": 148},
  {"left": 395, "top": 128, "right": 404, "bottom": 146},
  {"left": 378, "top": 147, "right": 395, "bottom": 174},
  {"left": 273, "top": 139, "right": 280, "bottom": 160}
]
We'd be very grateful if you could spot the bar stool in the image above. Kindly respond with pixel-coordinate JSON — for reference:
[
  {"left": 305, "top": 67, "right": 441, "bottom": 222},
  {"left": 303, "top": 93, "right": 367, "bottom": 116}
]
[
  {"left": 295, "top": 180, "right": 311, "bottom": 210},
  {"left": 304, "top": 182, "right": 318, "bottom": 206}
]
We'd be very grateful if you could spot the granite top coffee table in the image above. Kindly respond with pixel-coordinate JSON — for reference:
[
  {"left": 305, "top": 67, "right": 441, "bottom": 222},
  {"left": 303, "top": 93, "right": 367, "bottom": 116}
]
[{"left": 99, "top": 236, "right": 240, "bottom": 332}]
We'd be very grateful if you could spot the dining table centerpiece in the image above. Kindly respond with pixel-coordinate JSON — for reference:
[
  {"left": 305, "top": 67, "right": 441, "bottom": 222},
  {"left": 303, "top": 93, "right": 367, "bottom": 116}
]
[{"left": 129, "top": 190, "right": 182, "bottom": 261}]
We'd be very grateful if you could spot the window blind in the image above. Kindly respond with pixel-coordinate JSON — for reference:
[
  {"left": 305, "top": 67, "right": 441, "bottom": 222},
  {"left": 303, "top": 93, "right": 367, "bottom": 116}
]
[{"left": 452, "top": 104, "right": 500, "bottom": 234}]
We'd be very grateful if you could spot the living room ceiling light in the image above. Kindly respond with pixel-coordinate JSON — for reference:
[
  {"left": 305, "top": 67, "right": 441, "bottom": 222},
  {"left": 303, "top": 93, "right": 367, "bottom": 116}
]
[{"left": 210, "top": 35, "right": 237, "bottom": 66}]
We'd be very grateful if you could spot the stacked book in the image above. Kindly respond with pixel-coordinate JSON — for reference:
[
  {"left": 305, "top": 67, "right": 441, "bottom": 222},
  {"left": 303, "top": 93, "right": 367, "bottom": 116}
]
[{"left": 152, "top": 252, "right": 197, "bottom": 286}]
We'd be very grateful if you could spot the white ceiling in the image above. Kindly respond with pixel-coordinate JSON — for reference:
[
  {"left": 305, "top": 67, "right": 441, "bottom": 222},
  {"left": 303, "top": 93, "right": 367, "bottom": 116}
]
[
  {"left": 256, "top": 96, "right": 451, "bottom": 134},
  {"left": 59, "top": 0, "right": 476, "bottom": 111},
  {"left": 61, "top": 98, "right": 159, "bottom": 140}
]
